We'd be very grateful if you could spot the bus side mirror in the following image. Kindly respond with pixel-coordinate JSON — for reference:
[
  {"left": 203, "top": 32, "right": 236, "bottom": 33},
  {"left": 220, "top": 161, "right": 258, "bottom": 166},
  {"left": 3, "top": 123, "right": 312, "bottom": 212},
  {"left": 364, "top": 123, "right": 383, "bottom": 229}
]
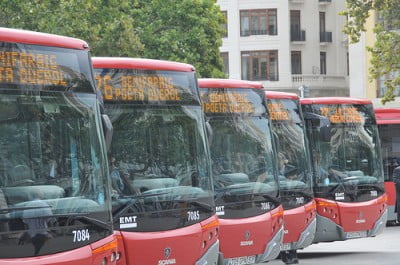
[{"left": 102, "top": 114, "right": 113, "bottom": 153}]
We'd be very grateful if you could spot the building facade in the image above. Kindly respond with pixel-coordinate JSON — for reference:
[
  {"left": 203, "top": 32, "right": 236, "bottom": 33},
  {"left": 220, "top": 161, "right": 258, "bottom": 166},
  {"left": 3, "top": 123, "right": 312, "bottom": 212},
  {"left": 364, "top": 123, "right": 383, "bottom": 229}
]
[{"left": 218, "top": 0, "right": 349, "bottom": 97}]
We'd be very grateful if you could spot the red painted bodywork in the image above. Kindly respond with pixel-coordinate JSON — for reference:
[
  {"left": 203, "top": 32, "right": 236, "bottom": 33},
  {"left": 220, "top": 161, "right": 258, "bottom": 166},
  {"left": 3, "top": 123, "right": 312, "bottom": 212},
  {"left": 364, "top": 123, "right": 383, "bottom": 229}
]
[
  {"left": 315, "top": 195, "right": 387, "bottom": 231},
  {"left": 92, "top": 57, "right": 194, "bottom": 72},
  {"left": 198, "top": 78, "right": 264, "bottom": 90},
  {"left": 300, "top": 97, "right": 372, "bottom": 105},
  {"left": 218, "top": 206, "right": 283, "bottom": 259},
  {"left": 0, "top": 235, "right": 117, "bottom": 265},
  {"left": 375, "top": 108, "right": 400, "bottom": 124},
  {"left": 0, "top": 27, "right": 88, "bottom": 50},
  {"left": 384, "top": 182, "right": 396, "bottom": 207},
  {"left": 265, "top": 91, "right": 299, "bottom": 100},
  {"left": 375, "top": 108, "right": 400, "bottom": 208},
  {"left": 116, "top": 216, "right": 219, "bottom": 265},
  {"left": 282, "top": 200, "right": 316, "bottom": 243}
]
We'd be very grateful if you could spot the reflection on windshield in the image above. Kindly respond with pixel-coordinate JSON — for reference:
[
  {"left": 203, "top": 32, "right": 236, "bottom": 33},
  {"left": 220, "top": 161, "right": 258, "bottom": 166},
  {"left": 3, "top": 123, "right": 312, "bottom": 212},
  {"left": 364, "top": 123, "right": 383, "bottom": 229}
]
[
  {"left": 310, "top": 123, "right": 383, "bottom": 188},
  {"left": 272, "top": 122, "right": 311, "bottom": 187},
  {"left": 378, "top": 124, "right": 400, "bottom": 181},
  {"left": 209, "top": 116, "right": 278, "bottom": 197},
  {"left": 0, "top": 93, "right": 109, "bottom": 231},
  {"left": 106, "top": 106, "right": 213, "bottom": 212}
]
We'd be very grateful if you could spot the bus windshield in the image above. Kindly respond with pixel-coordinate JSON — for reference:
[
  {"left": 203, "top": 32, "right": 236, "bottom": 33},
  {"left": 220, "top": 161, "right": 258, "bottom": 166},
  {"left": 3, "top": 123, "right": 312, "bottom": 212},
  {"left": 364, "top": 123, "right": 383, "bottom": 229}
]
[
  {"left": 95, "top": 68, "right": 214, "bottom": 232},
  {"left": 268, "top": 98, "right": 313, "bottom": 209},
  {"left": 0, "top": 91, "right": 110, "bottom": 258},
  {"left": 201, "top": 88, "right": 279, "bottom": 219},
  {"left": 378, "top": 124, "right": 400, "bottom": 182},
  {"left": 304, "top": 104, "right": 384, "bottom": 202}
]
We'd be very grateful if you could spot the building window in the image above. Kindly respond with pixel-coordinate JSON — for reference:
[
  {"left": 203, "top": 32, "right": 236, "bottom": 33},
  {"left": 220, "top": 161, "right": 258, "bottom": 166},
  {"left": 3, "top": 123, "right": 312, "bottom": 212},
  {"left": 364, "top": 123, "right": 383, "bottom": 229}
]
[
  {"left": 291, "top": 51, "right": 302, "bottom": 74},
  {"left": 320, "top": 52, "right": 327, "bottom": 75},
  {"left": 241, "top": 50, "right": 279, "bottom": 81},
  {"left": 221, "top": 52, "right": 229, "bottom": 77},
  {"left": 319, "top": 12, "right": 326, "bottom": 32},
  {"left": 378, "top": 72, "right": 400, "bottom": 97},
  {"left": 240, "top": 9, "right": 277, "bottom": 37},
  {"left": 221, "top": 11, "right": 228, "bottom": 38}
]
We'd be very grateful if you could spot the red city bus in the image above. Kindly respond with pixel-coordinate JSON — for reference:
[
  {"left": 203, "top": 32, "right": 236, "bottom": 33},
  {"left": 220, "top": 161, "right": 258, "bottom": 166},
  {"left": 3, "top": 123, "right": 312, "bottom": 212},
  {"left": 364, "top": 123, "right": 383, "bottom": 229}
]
[
  {"left": 265, "top": 92, "right": 316, "bottom": 264},
  {"left": 0, "top": 28, "right": 116, "bottom": 264},
  {"left": 199, "top": 78, "right": 284, "bottom": 264},
  {"left": 375, "top": 108, "right": 400, "bottom": 224},
  {"left": 301, "top": 97, "right": 387, "bottom": 243},
  {"left": 93, "top": 58, "right": 219, "bottom": 265}
]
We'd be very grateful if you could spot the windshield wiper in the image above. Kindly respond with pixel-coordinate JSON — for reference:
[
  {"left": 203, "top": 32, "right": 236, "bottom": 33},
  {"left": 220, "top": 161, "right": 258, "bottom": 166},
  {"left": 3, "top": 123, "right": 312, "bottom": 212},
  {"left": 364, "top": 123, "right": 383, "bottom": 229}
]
[
  {"left": 66, "top": 214, "right": 112, "bottom": 231},
  {"left": 0, "top": 205, "right": 51, "bottom": 214},
  {"left": 113, "top": 191, "right": 169, "bottom": 220},
  {"left": 173, "top": 200, "right": 214, "bottom": 213}
]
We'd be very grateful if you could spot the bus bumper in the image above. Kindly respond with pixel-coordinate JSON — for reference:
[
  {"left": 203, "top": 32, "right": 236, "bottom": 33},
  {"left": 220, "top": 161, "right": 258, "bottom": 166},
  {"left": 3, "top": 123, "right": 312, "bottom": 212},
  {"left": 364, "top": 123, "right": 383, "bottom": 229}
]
[
  {"left": 368, "top": 209, "right": 387, "bottom": 237},
  {"left": 281, "top": 217, "right": 316, "bottom": 251},
  {"left": 386, "top": 205, "right": 397, "bottom": 223},
  {"left": 195, "top": 240, "right": 220, "bottom": 265},
  {"left": 313, "top": 209, "right": 388, "bottom": 243},
  {"left": 256, "top": 226, "right": 284, "bottom": 263}
]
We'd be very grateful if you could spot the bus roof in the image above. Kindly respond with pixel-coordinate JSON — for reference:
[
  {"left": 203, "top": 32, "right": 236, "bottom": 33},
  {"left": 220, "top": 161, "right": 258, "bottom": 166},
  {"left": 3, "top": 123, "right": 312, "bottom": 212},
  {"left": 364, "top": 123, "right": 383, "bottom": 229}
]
[
  {"left": 300, "top": 97, "right": 372, "bottom": 105},
  {"left": 198, "top": 78, "right": 264, "bottom": 90},
  {"left": 375, "top": 108, "right": 400, "bottom": 124},
  {"left": 92, "top": 57, "right": 195, "bottom": 72},
  {"left": 265, "top": 91, "right": 299, "bottom": 100},
  {"left": 0, "top": 27, "right": 89, "bottom": 50}
]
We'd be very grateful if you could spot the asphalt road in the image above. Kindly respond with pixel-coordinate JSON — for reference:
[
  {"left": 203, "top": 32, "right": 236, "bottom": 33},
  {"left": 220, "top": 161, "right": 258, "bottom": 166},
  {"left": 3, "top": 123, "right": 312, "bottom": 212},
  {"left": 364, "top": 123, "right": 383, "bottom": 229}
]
[{"left": 257, "top": 225, "right": 400, "bottom": 265}]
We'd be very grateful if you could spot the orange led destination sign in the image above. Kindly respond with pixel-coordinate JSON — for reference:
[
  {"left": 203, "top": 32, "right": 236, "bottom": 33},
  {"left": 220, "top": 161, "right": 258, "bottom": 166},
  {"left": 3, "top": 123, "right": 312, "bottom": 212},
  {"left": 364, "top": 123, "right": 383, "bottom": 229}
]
[
  {"left": 0, "top": 50, "right": 68, "bottom": 86},
  {"left": 201, "top": 91, "right": 256, "bottom": 114},
  {"left": 95, "top": 73, "right": 183, "bottom": 102},
  {"left": 267, "top": 102, "right": 289, "bottom": 121},
  {"left": 319, "top": 106, "right": 363, "bottom": 123}
]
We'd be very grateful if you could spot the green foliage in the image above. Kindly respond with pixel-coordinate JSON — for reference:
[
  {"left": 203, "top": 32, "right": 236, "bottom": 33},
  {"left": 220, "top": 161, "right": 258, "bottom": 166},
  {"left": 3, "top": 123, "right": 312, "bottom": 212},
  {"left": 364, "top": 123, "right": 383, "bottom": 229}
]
[
  {"left": 0, "top": 0, "right": 144, "bottom": 57},
  {"left": 133, "top": 0, "right": 226, "bottom": 78},
  {"left": 0, "top": 0, "right": 225, "bottom": 78},
  {"left": 342, "top": 0, "right": 400, "bottom": 104}
]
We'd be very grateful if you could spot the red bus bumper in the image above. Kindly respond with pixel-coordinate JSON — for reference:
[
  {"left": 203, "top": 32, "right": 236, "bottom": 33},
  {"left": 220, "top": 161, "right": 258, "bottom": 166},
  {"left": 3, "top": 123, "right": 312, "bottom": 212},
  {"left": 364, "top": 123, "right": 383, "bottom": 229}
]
[
  {"left": 281, "top": 200, "right": 316, "bottom": 251},
  {"left": 313, "top": 195, "right": 388, "bottom": 243},
  {"left": 115, "top": 215, "right": 219, "bottom": 265},
  {"left": 218, "top": 206, "right": 284, "bottom": 264}
]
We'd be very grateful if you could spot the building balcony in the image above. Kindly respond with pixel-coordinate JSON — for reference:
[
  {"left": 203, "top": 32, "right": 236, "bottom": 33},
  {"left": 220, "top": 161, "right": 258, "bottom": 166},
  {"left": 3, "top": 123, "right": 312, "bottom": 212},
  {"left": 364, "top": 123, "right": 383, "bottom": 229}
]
[
  {"left": 320, "top": 31, "right": 332, "bottom": 43},
  {"left": 292, "top": 74, "right": 349, "bottom": 89},
  {"left": 291, "top": 30, "right": 306, "bottom": 42},
  {"left": 241, "top": 29, "right": 277, "bottom": 37}
]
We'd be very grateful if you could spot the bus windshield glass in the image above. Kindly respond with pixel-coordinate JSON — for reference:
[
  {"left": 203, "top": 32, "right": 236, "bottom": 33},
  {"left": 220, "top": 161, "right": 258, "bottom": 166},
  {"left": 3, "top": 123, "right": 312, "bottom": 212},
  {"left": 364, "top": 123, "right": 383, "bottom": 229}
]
[
  {"left": 201, "top": 88, "right": 279, "bottom": 219},
  {"left": 267, "top": 98, "right": 313, "bottom": 209},
  {"left": 0, "top": 92, "right": 110, "bottom": 258},
  {"left": 303, "top": 103, "right": 384, "bottom": 202},
  {"left": 378, "top": 124, "right": 400, "bottom": 182},
  {"left": 95, "top": 69, "right": 214, "bottom": 232}
]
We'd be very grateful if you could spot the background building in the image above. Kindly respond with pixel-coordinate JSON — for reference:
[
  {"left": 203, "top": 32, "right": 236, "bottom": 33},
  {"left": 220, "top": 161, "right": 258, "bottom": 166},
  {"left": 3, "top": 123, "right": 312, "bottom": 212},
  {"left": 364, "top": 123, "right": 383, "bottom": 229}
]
[{"left": 218, "top": 0, "right": 349, "bottom": 97}]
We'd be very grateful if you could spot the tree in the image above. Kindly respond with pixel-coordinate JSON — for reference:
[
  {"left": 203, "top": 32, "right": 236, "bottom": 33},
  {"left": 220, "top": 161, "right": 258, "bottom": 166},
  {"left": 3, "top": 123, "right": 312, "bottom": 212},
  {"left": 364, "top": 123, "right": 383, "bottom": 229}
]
[
  {"left": 0, "top": 0, "right": 226, "bottom": 78},
  {"left": 0, "top": 0, "right": 144, "bottom": 57},
  {"left": 342, "top": 0, "right": 400, "bottom": 104},
  {"left": 133, "top": 0, "right": 226, "bottom": 78}
]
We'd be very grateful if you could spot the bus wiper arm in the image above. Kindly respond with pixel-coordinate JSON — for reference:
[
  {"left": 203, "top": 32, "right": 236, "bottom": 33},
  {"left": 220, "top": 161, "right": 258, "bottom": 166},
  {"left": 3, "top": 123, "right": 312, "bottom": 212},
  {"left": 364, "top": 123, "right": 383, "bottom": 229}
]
[
  {"left": 174, "top": 200, "right": 214, "bottom": 213},
  {"left": 114, "top": 191, "right": 170, "bottom": 220},
  {"left": 0, "top": 205, "right": 51, "bottom": 213},
  {"left": 66, "top": 215, "right": 112, "bottom": 231}
]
